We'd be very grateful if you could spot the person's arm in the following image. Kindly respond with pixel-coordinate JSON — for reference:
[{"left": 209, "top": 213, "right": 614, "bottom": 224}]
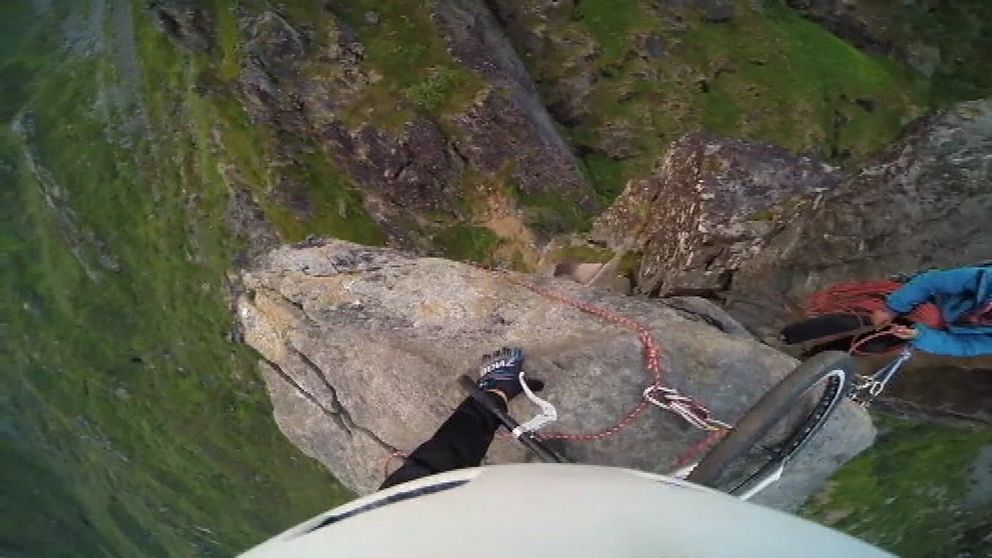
[
  {"left": 380, "top": 393, "right": 505, "bottom": 490},
  {"left": 886, "top": 268, "right": 984, "bottom": 314},
  {"left": 912, "top": 325, "right": 992, "bottom": 357},
  {"left": 379, "top": 347, "right": 540, "bottom": 490}
]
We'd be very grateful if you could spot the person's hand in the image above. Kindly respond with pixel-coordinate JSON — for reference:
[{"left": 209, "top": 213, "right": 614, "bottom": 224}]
[
  {"left": 477, "top": 347, "right": 544, "bottom": 402},
  {"left": 871, "top": 308, "right": 896, "bottom": 328},
  {"left": 890, "top": 325, "right": 918, "bottom": 340}
]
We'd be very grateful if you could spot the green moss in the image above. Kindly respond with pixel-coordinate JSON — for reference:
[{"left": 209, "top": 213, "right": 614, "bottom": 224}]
[
  {"left": 809, "top": 0, "right": 992, "bottom": 106},
  {"left": 680, "top": 1, "right": 924, "bottom": 161},
  {"left": 275, "top": 151, "right": 387, "bottom": 245},
  {"left": 582, "top": 152, "right": 629, "bottom": 201},
  {"left": 921, "top": 0, "right": 992, "bottom": 105},
  {"left": 699, "top": 84, "right": 743, "bottom": 135},
  {"left": 0, "top": 63, "right": 32, "bottom": 122},
  {"left": 512, "top": 186, "right": 592, "bottom": 235},
  {"left": 553, "top": 244, "right": 615, "bottom": 264},
  {"left": 575, "top": 0, "right": 642, "bottom": 64},
  {"left": 336, "top": 2, "right": 433, "bottom": 85},
  {"left": 212, "top": 0, "right": 241, "bottom": 80},
  {"left": 188, "top": 69, "right": 385, "bottom": 246},
  {"left": 750, "top": 208, "right": 776, "bottom": 222},
  {"left": 404, "top": 66, "right": 477, "bottom": 114},
  {"left": 510, "top": 248, "right": 532, "bottom": 273},
  {"left": 553, "top": 0, "right": 928, "bottom": 171},
  {"left": 617, "top": 250, "right": 643, "bottom": 277},
  {"left": 332, "top": 1, "right": 484, "bottom": 127},
  {"left": 803, "top": 417, "right": 992, "bottom": 557},
  {"left": 433, "top": 225, "right": 502, "bottom": 264}
]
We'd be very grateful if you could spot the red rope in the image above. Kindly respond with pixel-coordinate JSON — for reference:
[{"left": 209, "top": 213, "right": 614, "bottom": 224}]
[
  {"left": 384, "top": 272, "right": 730, "bottom": 479},
  {"left": 501, "top": 275, "right": 726, "bottom": 437},
  {"left": 498, "top": 274, "right": 728, "bottom": 466},
  {"left": 804, "top": 280, "right": 947, "bottom": 355},
  {"left": 805, "top": 280, "right": 944, "bottom": 329}
]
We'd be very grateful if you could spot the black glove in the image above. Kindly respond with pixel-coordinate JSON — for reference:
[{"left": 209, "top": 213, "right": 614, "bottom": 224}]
[{"left": 477, "top": 347, "right": 544, "bottom": 401}]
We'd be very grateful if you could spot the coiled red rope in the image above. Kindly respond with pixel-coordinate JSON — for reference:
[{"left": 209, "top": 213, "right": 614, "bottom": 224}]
[
  {"left": 805, "top": 280, "right": 944, "bottom": 328},
  {"left": 804, "top": 280, "right": 945, "bottom": 355}
]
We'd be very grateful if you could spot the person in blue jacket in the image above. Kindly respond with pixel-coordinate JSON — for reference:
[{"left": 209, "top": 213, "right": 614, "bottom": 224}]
[{"left": 871, "top": 266, "right": 992, "bottom": 357}]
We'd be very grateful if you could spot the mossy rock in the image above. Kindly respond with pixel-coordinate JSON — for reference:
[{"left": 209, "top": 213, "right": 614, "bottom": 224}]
[
  {"left": 552, "top": 244, "right": 615, "bottom": 264},
  {"left": 432, "top": 225, "right": 503, "bottom": 264}
]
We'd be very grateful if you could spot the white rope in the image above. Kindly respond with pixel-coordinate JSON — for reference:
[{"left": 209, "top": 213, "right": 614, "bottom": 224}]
[{"left": 512, "top": 370, "right": 558, "bottom": 436}]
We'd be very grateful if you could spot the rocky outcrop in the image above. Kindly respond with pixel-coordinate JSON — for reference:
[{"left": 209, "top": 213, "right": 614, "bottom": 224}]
[
  {"left": 237, "top": 240, "right": 874, "bottom": 508},
  {"left": 229, "top": 1, "right": 597, "bottom": 245},
  {"left": 787, "top": 1, "right": 992, "bottom": 82},
  {"left": 592, "top": 133, "right": 841, "bottom": 296},
  {"left": 723, "top": 99, "right": 992, "bottom": 340},
  {"left": 433, "top": 0, "right": 594, "bottom": 204},
  {"left": 148, "top": 0, "right": 214, "bottom": 54},
  {"left": 593, "top": 99, "right": 992, "bottom": 343},
  {"left": 237, "top": 10, "right": 463, "bottom": 223},
  {"left": 589, "top": 100, "right": 992, "bottom": 424},
  {"left": 149, "top": 1, "right": 598, "bottom": 248}
]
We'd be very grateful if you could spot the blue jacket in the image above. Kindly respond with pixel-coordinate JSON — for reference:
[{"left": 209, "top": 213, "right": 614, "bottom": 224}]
[{"left": 886, "top": 266, "right": 992, "bottom": 357}]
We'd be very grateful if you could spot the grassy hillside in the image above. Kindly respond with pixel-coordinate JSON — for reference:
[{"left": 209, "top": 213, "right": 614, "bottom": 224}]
[
  {"left": 0, "top": 2, "right": 353, "bottom": 555},
  {"left": 519, "top": 0, "right": 930, "bottom": 200},
  {"left": 2, "top": 0, "right": 990, "bottom": 556},
  {"left": 804, "top": 417, "right": 992, "bottom": 557}
]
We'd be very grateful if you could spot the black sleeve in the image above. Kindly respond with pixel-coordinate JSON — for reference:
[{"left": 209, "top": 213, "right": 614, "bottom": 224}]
[{"left": 379, "top": 394, "right": 505, "bottom": 490}]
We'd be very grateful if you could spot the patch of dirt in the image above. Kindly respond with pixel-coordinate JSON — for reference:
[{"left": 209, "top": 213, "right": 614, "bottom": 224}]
[
  {"left": 469, "top": 179, "right": 540, "bottom": 270},
  {"left": 486, "top": 212, "right": 539, "bottom": 269}
]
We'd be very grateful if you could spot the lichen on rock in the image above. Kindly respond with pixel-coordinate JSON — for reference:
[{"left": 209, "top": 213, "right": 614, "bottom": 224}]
[
  {"left": 227, "top": 0, "right": 598, "bottom": 252},
  {"left": 593, "top": 132, "right": 842, "bottom": 296},
  {"left": 723, "top": 98, "right": 992, "bottom": 340}
]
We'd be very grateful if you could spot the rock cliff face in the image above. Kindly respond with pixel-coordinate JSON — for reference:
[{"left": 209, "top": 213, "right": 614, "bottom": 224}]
[
  {"left": 592, "top": 132, "right": 842, "bottom": 296},
  {"left": 157, "top": 0, "right": 598, "bottom": 251},
  {"left": 236, "top": 239, "right": 874, "bottom": 508},
  {"left": 594, "top": 99, "right": 992, "bottom": 342},
  {"left": 432, "top": 0, "right": 593, "bottom": 204},
  {"left": 7, "top": 1, "right": 992, "bottom": 556},
  {"left": 587, "top": 99, "right": 992, "bottom": 429},
  {"left": 237, "top": 9, "right": 462, "bottom": 219},
  {"left": 145, "top": 0, "right": 989, "bottom": 262},
  {"left": 723, "top": 99, "right": 992, "bottom": 339}
]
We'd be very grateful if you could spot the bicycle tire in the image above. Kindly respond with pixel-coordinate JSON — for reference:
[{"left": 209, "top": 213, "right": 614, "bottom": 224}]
[
  {"left": 686, "top": 351, "right": 854, "bottom": 494},
  {"left": 780, "top": 313, "right": 866, "bottom": 345}
]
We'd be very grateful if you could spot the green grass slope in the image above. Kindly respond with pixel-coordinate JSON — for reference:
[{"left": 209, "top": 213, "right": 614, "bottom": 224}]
[
  {"left": 803, "top": 417, "right": 992, "bottom": 557},
  {"left": 0, "top": 2, "right": 353, "bottom": 555},
  {"left": 518, "top": 0, "right": 930, "bottom": 201}
]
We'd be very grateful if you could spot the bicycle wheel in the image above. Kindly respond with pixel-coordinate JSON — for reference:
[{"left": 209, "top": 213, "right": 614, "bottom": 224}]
[
  {"left": 686, "top": 351, "right": 854, "bottom": 497},
  {"left": 780, "top": 313, "right": 866, "bottom": 345}
]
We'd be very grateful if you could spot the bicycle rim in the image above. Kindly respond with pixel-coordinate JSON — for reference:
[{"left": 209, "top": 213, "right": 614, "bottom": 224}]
[{"left": 702, "top": 365, "right": 850, "bottom": 496}]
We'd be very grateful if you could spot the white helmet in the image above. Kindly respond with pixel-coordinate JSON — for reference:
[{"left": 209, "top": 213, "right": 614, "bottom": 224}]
[{"left": 242, "top": 463, "right": 891, "bottom": 558}]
